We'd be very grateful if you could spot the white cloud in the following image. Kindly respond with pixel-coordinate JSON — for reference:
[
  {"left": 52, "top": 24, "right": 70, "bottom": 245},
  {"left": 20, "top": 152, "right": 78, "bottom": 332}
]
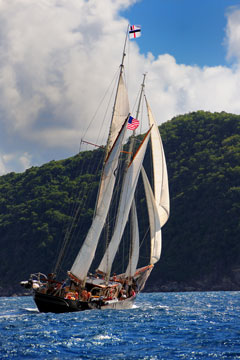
[
  {"left": 0, "top": 0, "right": 138, "bottom": 142},
  {"left": 19, "top": 152, "right": 32, "bottom": 171},
  {"left": 0, "top": 151, "right": 32, "bottom": 175},
  {"left": 0, "top": 156, "right": 7, "bottom": 176},
  {"left": 226, "top": 6, "right": 240, "bottom": 62},
  {"left": 0, "top": 0, "right": 240, "bottom": 174}
]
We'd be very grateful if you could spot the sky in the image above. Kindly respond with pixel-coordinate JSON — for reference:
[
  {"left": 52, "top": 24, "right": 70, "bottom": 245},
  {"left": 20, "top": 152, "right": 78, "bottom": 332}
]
[{"left": 0, "top": 0, "right": 240, "bottom": 175}]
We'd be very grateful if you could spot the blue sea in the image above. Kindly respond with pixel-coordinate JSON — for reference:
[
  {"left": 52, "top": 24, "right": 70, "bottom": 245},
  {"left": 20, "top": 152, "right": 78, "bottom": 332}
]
[{"left": 0, "top": 292, "right": 240, "bottom": 359}]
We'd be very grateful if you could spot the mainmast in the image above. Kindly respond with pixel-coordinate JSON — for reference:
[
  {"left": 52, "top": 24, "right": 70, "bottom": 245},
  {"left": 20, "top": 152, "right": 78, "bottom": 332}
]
[
  {"left": 127, "top": 73, "right": 146, "bottom": 165},
  {"left": 98, "top": 74, "right": 148, "bottom": 281},
  {"left": 125, "top": 74, "right": 146, "bottom": 278},
  {"left": 136, "top": 74, "right": 146, "bottom": 126}
]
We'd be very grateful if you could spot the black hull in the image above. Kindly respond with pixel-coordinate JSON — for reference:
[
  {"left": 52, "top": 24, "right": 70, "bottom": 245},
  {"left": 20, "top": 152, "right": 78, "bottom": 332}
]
[
  {"left": 34, "top": 291, "right": 136, "bottom": 313},
  {"left": 34, "top": 291, "right": 90, "bottom": 313}
]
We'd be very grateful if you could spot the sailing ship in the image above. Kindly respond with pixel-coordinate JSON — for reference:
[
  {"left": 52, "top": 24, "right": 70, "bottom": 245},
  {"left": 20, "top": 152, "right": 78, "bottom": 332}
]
[{"left": 20, "top": 27, "right": 170, "bottom": 313}]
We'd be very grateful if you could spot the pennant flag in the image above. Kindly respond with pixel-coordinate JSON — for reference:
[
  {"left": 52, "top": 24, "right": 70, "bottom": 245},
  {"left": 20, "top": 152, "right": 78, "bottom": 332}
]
[
  {"left": 129, "top": 25, "right": 141, "bottom": 39},
  {"left": 127, "top": 116, "right": 139, "bottom": 130}
]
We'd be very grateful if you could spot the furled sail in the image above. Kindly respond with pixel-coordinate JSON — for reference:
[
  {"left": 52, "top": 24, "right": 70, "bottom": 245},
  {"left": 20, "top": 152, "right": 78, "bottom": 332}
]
[
  {"left": 97, "top": 126, "right": 152, "bottom": 276},
  {"left": 125, "top": 199, "right": 139, "bottom": 278},
  {"left": 145, "top": 97, "right": 170, "bottom": 227},
  {"left": 70, "top": 118, "right": 128, "bottom": 281}
]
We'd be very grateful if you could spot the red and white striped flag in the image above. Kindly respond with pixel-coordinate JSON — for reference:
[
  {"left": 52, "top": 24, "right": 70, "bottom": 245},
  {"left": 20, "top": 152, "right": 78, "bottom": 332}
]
[
  {"left": 129, "top": 25, "right": 141, "bottom": 39},
  {"left": 127, "top": 116, "right": 139, "bottom": 130}
]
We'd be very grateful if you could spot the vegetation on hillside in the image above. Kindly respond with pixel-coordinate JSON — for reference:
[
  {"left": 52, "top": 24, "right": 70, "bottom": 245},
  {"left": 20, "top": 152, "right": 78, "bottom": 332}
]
[
  {"left": 153, "top": 111, "right": 240, "bottom": 290},
  {"left": 0, "top": 111, "right": 239, "bottom": 295}
]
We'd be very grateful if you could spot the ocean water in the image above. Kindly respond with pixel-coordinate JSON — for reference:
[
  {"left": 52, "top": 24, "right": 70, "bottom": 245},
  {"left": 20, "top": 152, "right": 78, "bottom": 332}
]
[{"left": 0, "top": 292, "right": 240, "bottom": 359}]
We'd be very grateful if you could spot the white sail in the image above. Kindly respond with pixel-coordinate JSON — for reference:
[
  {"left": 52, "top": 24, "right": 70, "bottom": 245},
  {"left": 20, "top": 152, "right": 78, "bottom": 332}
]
[
  {"left": 97, "top": 127, "right": 152, "bottom": 276},
  {"left": 141, "top": 167, "right": 162, "bottom": 264},
  {"left": 26, "top": 35, "right": 172, "bottom": 314},
  {"left": 125, "top": 199, "right": 139, "bottom": 278},
  {"left": 145, "top": 97, "right": 170, "bottom": 227},
  {"left": 97, "top": 74, "right": 130, "bottom": 210},
  {"left": 106, "top": 74, "right": 130, "bottom": 157},
  {"left": 71, "top": 119, "right": 128, "bottom": 280}
]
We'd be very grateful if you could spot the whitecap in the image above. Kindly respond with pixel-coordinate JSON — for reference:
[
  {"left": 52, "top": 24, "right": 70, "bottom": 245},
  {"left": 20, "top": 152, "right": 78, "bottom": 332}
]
[
  {"left": 24, "top": 307, "right": 39, "bottom": 313},
  {"left": 94, "top": 334, "right": 112, "bottom": 340}
]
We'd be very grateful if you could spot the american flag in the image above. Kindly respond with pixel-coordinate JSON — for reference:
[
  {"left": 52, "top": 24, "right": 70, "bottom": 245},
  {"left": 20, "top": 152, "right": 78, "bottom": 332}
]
[
  {"left": 129, "top": 25, "right": 141, "bottom": 39},
  {"left": 127, "top": 116, "right": 139, "bottom": 130}
]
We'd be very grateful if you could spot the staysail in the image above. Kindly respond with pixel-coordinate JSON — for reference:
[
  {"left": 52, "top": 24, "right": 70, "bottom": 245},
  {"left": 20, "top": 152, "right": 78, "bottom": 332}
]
[
  {"left": 125, "top": 199, "right": 139, "bottom": 278},
  {"left": 145, "top": 97, "right": 170, "bottom": 227},
  {"left": 142, "top": 97, "right": 170, "bottom": 264},
  {"left": 141, "top": 167, "right": 162, "bottom": 264}
]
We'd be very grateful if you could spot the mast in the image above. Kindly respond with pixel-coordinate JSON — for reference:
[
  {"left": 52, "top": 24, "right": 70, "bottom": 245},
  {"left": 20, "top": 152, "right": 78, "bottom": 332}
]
[
  {"left": 136, "top": 74, "right": 146, "bottom": 128},
  {"left": 98, "top": 74, "right": 146, "bottom": 280},
  {"left": 70, "top": 27, "right": 130, "bottom": 282},
  {"left": 97, "top": 126, "right": 152, "bottom": 278},
  {"left": 127, "top": 73, "right": 146, "bottom": 165},
  {"left": 105, "top": 25, "right": 129, "bottom": 158},
  {"left": 97, "top": 75, "right": 147, "bottom": 280},
  {"left": 125, "top": 74, "right": 146, "bottom": 278}
]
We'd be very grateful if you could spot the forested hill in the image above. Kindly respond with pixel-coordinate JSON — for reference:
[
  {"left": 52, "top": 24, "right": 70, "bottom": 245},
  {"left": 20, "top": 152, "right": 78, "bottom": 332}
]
[{"left": 0, "top": 111, "right": 239, "bottom": 296}]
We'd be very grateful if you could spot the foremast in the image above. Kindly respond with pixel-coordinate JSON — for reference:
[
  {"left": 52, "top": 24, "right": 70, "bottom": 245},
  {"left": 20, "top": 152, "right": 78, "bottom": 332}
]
[
  {"left": 104, "top": 26, "right": 129, "bottom": 159},
  {"left": 70, "top": 27, "right": 131, "bottom": 283}
]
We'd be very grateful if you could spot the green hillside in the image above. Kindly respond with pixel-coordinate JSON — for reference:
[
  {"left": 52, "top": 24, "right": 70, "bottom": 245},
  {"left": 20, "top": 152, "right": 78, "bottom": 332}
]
[
  {"left": 151, "top": 111, "right": 240, "bottom": 291},
  {"left": 0, "top": 111, "right": 239, "bottom": 296}
]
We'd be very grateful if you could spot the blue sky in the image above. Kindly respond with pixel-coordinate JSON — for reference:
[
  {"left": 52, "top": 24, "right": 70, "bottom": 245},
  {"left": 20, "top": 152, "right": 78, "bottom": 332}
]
[
  {"left": 0, "top": 0, "right": 240, "bottom": 174},
  {"left": 123, "top": 0, "right": 240, "bottom": 66}
]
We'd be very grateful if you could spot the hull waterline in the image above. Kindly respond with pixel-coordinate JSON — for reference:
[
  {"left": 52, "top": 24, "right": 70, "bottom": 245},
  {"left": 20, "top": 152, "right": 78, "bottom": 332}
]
[{"left": 34, "top": 291, "right": 136, "bottom": 313}]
